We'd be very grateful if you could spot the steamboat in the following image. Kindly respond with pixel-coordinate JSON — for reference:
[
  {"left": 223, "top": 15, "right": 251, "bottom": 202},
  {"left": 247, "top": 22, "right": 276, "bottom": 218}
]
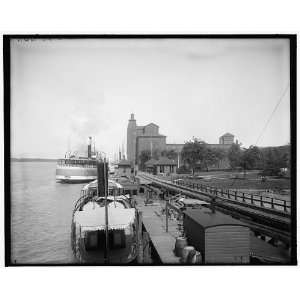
[
  {"left": 71, "top": 163, "right": 138, "bottom": 264},
  {"left": 56, "top": 137, "right": 98, "bottom": 183}
]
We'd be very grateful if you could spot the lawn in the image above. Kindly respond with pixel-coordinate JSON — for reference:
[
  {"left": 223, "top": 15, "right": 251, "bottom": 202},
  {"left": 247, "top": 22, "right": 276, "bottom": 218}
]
[{"left": 163, "top": 170, "right": 291, "bottom": 192}]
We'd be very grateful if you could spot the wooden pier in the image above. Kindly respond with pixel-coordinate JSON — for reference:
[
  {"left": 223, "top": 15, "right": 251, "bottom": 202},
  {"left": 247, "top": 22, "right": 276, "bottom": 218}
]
[
  {"left": 135, "top": 196, "right": 181, "bottom": 264},
  {"left": 137, "top": 173, "right": 291, "bottom": 244},
  {"left": 133, "top": 192, "right": 290, "bottom": 264}
]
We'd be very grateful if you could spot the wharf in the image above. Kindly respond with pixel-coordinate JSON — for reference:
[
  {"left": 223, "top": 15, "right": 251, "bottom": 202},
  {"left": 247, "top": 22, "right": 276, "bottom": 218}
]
[
  {"left": 137, "top": 173, "right": 291, "bottom": 239},
  {"left": 134, "top": 196, "right": 181, "bottom": 264},
  {"left": 133, "top": 194, "right": 290, "bottom": 264}
]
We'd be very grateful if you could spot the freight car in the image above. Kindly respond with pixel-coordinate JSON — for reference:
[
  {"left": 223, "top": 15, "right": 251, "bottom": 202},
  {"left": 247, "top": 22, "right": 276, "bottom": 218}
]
[{"left": 183, "top": 208, "right": 250, "bottom": 264}]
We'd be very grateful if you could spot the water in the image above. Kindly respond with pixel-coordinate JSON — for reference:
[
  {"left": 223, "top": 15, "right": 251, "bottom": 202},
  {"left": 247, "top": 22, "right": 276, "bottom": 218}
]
[{"left": 11, "top": 161, "right": 86, "bottom": 264}]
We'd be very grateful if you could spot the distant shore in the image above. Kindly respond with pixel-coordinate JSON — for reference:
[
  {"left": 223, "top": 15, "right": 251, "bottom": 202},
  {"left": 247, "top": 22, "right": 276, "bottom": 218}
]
[{"left": 11, "top": 158, "right": 57, "bottom": 162}]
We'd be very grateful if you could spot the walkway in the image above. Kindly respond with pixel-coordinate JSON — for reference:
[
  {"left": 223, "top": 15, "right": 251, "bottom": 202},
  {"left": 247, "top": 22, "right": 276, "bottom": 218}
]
[{"left": 134, "top": 196, "right": 181, "bottom": 264}]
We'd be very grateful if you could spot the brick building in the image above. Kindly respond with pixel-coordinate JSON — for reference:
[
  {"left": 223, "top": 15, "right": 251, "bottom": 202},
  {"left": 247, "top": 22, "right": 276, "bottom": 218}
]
[
  {"left": 126, "top": 114, "right": 237, "bottom": 169},
  {"left": 127, "top": 114, "right": 166, "bottom": 165}
]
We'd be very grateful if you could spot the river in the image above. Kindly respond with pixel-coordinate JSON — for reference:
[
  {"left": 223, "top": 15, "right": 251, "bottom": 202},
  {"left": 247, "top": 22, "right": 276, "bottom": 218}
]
[{"left": 10, "top": 161, "right": 85, "bottom": 264}]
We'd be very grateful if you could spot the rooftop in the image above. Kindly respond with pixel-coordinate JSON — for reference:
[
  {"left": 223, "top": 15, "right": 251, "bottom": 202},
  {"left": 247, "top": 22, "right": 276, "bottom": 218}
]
[
  {"left": 220, "top": 132, "right": 234, "bottom": 137},
  {"left": 145, "top": 122, "right": 159, "bottom": 128},
  {"left": 118, "top": 159, "right": 132, "bottom": 166},
  {"left": 154, "top": 157, "right": 177, "bottom": 166},
  {"left": 145, "top": 158, "right": 158, "bottom": 167},
  {"left": 184, "top": 208, "right": 248, "bottom": 229}
]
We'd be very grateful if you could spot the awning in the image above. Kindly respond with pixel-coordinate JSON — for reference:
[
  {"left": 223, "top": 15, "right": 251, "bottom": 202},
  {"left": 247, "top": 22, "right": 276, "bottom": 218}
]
[
  {"left": 74, "top": 207, "right": 136, "bottom": 231},
  {"left": 82, "top": 179, "right": 123, "bottom": 191}
]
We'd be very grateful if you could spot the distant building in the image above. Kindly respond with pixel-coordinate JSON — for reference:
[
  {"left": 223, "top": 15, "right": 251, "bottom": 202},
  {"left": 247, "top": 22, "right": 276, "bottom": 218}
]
[
  {"left": 127, "top": 114, "right": 166, "bottom": 165},
  {"left": 126, "top": 113, "right": 237, "bottom": 169},
  {"left": 144, "top": 158, "right": 157, "bottom": 174},
  {"left": 116, "top": 159, "right": 132, "bottom": 177},
  {"left": 219, "top": 132, "right": 234, "bottom": 145},
  {"left": 153, "top": 157, "right": 177, "bottom": 175}
]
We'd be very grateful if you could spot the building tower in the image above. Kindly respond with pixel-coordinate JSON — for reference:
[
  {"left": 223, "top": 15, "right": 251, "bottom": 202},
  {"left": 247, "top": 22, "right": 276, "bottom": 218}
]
[
  {"left": 127, "top": 113, "right": 137, "bottom": 164},
  {"left": 219, "top": 133, "right": 234, "bottom": 145}
]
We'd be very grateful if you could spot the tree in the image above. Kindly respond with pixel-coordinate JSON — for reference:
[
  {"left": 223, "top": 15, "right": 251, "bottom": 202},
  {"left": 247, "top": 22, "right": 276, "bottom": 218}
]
[
  {"left": 241, "top": 146, "right": 262, "bottom": 170},
  {"left": 181, "top": 139, "right": 230, "bottom": 173},
  {"left": 203, "top": 148, "right": 219, "bottom": 171},
  {"left": 228, "top": 143, "right": 242, "bottom": 169},
  {"left": 181, "top": 138, "right": 207, "bottom": 175},
  {"left": 213, "top": 148, "right": 227, "bottom": 169},
  {"left": 239, "top": 145, "right": 262, "bottom": 177},
  {"left": 139, "top": 150, "right": 151, "bottom": 171},
  {"left": 161, "top": 149, "right": 178, "bottom": 160},
  {"left": 262, "top": 147, "right": 289, "bottom": 176},
  {"left": 138, "top": 149, "right": 161, "bottom": 170}
]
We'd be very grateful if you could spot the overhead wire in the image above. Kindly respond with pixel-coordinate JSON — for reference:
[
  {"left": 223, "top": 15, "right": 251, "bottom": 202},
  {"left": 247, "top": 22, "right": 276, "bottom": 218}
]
[{"left": 255, "top": 84, "right": 290, "bottom": 146}]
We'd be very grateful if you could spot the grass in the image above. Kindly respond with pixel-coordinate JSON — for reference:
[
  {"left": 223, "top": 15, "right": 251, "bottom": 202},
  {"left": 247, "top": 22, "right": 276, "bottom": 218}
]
[
  {"left": 187, "top": 177, "right": 290, "bottom": 191},
  {"left": 160, "top": 170, "right": 291, "bottom": 192}
]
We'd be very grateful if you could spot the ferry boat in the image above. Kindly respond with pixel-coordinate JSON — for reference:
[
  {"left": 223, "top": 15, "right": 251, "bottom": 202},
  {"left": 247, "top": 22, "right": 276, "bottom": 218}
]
[
  {"left": 71, "top": 178, "right": 138, "bottom": 264},
  {"left": 56, "top": 137, "right": 98, "bottom": 183}
]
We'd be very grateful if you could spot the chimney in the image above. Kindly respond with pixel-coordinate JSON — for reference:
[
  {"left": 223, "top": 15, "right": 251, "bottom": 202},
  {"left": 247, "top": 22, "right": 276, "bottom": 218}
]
[
  {"left": 88, "top": 136, "right": 92, "bottom": 158},
  {"left": 119, "top": 147, "right": 122, "bottom": 161},
  {"left": 97, "top": 161, "right": 108, "bottom": 197}
]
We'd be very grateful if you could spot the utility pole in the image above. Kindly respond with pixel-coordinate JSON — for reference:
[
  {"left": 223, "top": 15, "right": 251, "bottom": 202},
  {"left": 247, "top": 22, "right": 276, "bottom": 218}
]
[
  {"left": 97, "top": 158, "right": 109, "bottom": 264},
  {"left": 104, "top": 159, "right": 109, "bottom": 264}
]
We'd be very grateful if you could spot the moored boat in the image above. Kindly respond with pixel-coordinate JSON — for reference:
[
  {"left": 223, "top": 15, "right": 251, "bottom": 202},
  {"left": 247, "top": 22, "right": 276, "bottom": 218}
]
[
  {"left": 71, "top": 177, "right": 138, "bottom": 264},
  {"left": 56, "top": 137, "right": 98, "bottom": 183}
]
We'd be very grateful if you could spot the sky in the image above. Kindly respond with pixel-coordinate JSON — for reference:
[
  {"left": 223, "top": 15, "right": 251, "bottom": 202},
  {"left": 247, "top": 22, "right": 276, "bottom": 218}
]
[{"left": 10, "top": 38, "right": 290, "bottom": 159}]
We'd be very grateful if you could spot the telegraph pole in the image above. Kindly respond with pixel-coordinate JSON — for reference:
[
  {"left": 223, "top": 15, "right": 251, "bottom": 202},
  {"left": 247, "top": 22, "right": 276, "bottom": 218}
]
[
  {"left": 104, "top": 158, "right": 109, "bottom": 264},
  {"left": 97, "top": 158, "right": 109, "bottom": 264}
]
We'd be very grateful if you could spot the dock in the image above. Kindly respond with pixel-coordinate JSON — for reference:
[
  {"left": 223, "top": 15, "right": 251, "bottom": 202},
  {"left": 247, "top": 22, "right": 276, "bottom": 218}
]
[
  {"left": 133, "top": 193, "right": 290, "bottom": 264},
  {"left": 135, "top": 196, "right": 181, "bottom": 264},
  {"left": 137, "top": 173, "right": 291, "bottom": 244}
]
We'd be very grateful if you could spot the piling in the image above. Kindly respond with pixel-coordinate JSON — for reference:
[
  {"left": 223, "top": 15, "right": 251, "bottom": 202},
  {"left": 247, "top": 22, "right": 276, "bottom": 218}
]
[{"left": 137, "top": 210, "right": 143, "bottom": 263}]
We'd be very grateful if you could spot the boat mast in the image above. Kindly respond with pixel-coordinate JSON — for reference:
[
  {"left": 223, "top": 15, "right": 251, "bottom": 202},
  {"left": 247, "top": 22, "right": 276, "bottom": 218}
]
[
  {"left": 104, "top": 158, "right": 109, "bottom": 264},
  {"left": 93, "top": 137, "right": 96, "bottom": 156}
]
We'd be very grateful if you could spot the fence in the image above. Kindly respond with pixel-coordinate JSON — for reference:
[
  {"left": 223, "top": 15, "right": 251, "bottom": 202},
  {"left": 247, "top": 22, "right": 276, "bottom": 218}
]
[{"left": 172, "top": 178, "right": 290, "bottom": 213}]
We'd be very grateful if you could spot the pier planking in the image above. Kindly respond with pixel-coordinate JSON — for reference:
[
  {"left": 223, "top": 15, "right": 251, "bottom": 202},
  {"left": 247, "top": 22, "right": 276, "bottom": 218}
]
[{"left": 135, "top": 196, "right": 181, "bottom": 264}]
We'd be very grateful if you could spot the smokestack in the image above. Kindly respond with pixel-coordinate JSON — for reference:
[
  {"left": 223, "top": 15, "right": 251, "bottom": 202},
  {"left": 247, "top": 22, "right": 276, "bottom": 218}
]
[
  {"left": 119, "top": 147, "right": 122, "bottom": 161},
  {"left": 93, "top": 138, "right": 96, "bottom": 155},
  {"left": 122, "top": 142, "right": 125, "bottom": 160},
  {"left": 97, "top": 160, "right": 108, "bottom": 197},
  {"left": 88, "top": 136, "right": 92, "bottom": 158}
]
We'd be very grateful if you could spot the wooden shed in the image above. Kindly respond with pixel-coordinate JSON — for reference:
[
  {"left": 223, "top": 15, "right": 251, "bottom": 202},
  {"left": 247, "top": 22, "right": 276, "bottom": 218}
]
[
  {"left": 183, "top": 209, "right": 250, "bottom": 264},
  {"left": 144, "top": 158, "right": 158, "bottom": 174},
  {"left": 116, "top": 159, "right": 133, "bottom": 177},
  {"left": 153, "top": 157, "right": 177, "bottom": 175}
]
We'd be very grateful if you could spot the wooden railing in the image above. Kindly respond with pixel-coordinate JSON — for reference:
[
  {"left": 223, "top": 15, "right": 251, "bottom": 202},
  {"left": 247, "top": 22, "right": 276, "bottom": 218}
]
[
  {"left": 172, "top": 179, "right": 291, "bottom": 213},
  {"left": 72, "top": 194, "right": 91, "bottom": 216}
]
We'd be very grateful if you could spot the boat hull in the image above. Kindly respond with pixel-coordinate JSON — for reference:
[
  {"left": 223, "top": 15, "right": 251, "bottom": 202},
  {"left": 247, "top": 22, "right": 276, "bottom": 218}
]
[{"left": 56, "top": 166, "right": 97, "bottom": 183}]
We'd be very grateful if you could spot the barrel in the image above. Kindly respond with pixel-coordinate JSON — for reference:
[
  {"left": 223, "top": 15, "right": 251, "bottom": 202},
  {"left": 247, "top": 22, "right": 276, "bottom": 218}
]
[
  {"left": 181, "top": 246, "right": 195, "bottom": 263},
  {"left": 174, "top": 237, "right": 188, "bottom": 257},
  {"left": 188, "top": 250, "right": 203, "bottom": 264}
]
